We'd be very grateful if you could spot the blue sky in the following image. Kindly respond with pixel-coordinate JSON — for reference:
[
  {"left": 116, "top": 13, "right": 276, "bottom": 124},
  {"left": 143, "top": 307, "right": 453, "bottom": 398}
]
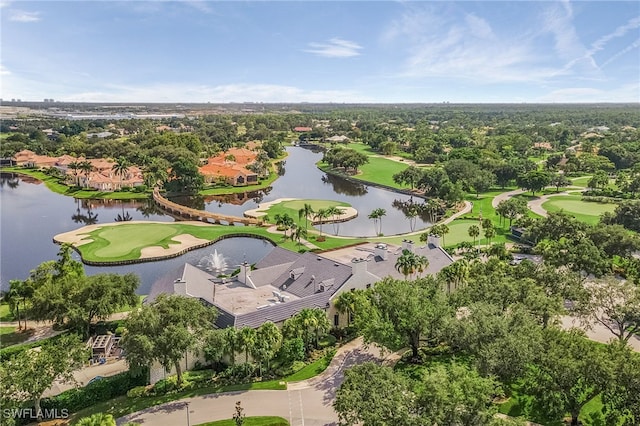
[{"left": 1, "top": 1, "right": 639, "bottom": 103}]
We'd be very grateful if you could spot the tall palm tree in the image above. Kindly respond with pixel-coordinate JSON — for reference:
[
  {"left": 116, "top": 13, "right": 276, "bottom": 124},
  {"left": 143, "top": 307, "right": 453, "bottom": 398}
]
[
  {"left": 293, "top": 226, "right": 307, "bottom": 246},
  {"left": 254, "top": 321, "right": 282, "bottom": 375},
  {"left": 111, "top": 157, "right": 131, "bottom": 191},
  {"left": 314, "top": 208, "right": 330, "bottom": 238},
  {"left": 223, "top": 327, "right": 238, "bottom": 366},
  {"left": 79, "top": 160, "right": 93, "bottom": 188},
  {"left": 5, "top": 279, "right": 33, "bottom": 330},
  {"left": 375, "top": 208, "right": 387, "bottom": 235},
  {"left": 68, "top": 160, "right": 81, "bottom": 187},
  {"left": 468, "top": 225, "right": 480, "bottom": 249},
  {"left": 368, "top": 209, "right": 380, "bottom": 235},
  {"left": 406, "top": 205, "right": 418, "bottom": 232},
  {"left": 414, "top": 254, "right": 429, "bottom": 278},
  {"left": 298, "top": 203, "right": 315, "bottom": 231},
  {"left": 325, "top": 206, "right": 345, "bottom": 235},
  {"left": 237, "top": 327, "right": 257, "bottom": 365}
]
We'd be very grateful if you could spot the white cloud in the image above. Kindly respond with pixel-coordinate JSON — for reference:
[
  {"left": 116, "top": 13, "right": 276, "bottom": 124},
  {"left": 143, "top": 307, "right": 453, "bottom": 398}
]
[
  {"left": 9, "top": 10, "right": 41, "bottom": 22},
  {"left": 0, "top": 65, "right": 10, "bottom": 76},
  {"left": 383, "top": 7, "right": 566, "bottom": 83},
  {"left": 59, "top": 83, "right": 372, "bottom": 103},
  {"left": 0, "top": 1, "right": 11, "bottom": 9},
  {"left": 602, "top": 38, "right": 640, "bottom": 68},
  {"left": 304, "top": 38, "right": 362, "bottom": 58}
]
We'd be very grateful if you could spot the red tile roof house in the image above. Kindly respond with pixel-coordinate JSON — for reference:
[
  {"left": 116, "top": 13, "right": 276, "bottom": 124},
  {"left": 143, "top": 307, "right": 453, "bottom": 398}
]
[
  {"left": 199, "top": 148, "right": 259, "bottom": 186},
  {"left": 293, "top": 126, "right": 313, "bottom": 132},
  {"left": 11, "top": 150, "right": 144, "bottom": 191}
]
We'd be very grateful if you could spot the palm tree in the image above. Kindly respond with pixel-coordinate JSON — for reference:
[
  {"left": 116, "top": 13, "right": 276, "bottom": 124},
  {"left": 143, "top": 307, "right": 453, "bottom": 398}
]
[
  {"left": 368, "top": 210, "right": 380, "bottom": 235},
  {"left": 314, "top": 208, "right": 330, "bottom": 239},
  {"left": 325, "top": 206, "right": 345, "bottom": 235},
  {"left": 111, "top": 157, "right": 131, "bottom": 191},
  {"left": 406, "top": 205, "right": 418, "bottom": 232},
  {"left": 395, "top": 249, "right": 417, "bottom": 280},
  {"left": 414, "top": 254, "right": 429, "bottom": 278},
  {"left": 375, "top": 208, "right": 387, "bottom": 235},
  {"left": 438, "top": 260, "right": 469, "bottom": 295},
  {"left": 68, "top": 160, "right": 81, "bottom": 187},
  {"left": 223, "top": 327, "right": 238, "bottom": 366},
  {"left": 5, "top": 279, "right": 33, "bottom": 330},
  {"left": 254, "top": 321, "right": 282, "bottom": 375},
  {"left": 468, "top": 225, "right": 480, "bottom": 249},
  {"left": 79, "top": 160, "right": 93, "bottom": 188},
  {"left": 298, "top": 203, "right": 315, "bottom": 231},
  {"left": 293, "top": 226, "right": 307, "bottom": 246},
  {"left": 237, "top": 327, "right": 257, "bottom": 365}
]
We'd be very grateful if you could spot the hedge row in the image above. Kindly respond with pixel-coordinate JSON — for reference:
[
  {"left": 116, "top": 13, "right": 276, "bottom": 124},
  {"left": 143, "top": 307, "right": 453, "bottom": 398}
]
[{"left": 40, "top": 369, "right": 148, "bottom": 413}]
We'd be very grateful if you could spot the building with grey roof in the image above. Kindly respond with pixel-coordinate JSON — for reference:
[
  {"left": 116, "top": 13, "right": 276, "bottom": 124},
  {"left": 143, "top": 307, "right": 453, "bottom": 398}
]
[{"left": 146, "top": 237, "right": 453, "bottom": 330}]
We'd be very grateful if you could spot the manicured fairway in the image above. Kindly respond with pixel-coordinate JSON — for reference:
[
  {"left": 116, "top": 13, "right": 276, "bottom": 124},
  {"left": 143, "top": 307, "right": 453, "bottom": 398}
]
[
  {"left": 67, "top": 222, "right": 364, "bottom": 263},
  {"left": 542, "top": 196, "right": 616, "bottom": 225}
]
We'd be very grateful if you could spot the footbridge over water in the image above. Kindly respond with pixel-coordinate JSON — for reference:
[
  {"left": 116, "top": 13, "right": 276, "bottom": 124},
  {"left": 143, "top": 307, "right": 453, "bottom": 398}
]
[{"left": 153, "top": 189, "right": 263, "bottom": 226}]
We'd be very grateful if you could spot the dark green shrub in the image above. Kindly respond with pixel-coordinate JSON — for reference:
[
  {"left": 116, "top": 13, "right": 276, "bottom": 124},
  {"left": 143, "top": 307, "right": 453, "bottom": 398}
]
[
  {"left": 126, "top": 386, "right": 148, "bottom": 398},
  {"left": 40, "top": 369, "right": 148, "bottom": 413}
]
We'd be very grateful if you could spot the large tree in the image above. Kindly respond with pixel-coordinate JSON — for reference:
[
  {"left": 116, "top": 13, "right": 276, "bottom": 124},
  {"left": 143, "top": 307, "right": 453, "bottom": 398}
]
[
  {"left": 334, "top": 362, "right": 416, "bottom": 426},
  {"left": 579, "top": 276, "right": 640, "bottom": 344},
  {"left": 0, "top": 334, "right": 88, "bottom": 418},
  {"left": 357, "top": 277, "right": 450, "bottom": 359},
  {"left": 121, "top": 294, "right": 217, "bottom": 385},
  {"left": 522, "top": 328, "right": 609, "bottom": 426},
  {"left": 31, "top": 272, "right": 139, "bottom": 338},
  {"left": 392, "top": 166, "right": 423, "bottom": 190}
]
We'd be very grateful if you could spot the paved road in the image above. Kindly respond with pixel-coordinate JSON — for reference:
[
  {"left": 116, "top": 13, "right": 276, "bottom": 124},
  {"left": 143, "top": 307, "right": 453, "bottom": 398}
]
[{"left": 118, "top": 338, "right": 399, "bottom": 426}]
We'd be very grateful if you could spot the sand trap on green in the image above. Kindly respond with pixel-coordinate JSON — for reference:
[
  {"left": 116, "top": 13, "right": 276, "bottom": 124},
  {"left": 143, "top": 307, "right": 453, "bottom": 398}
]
[
  {"left": 542, "top": 196, "right": 616, "bottom": 224},
  {"left": 245, "top": 198, "right": 356, "bottom": 226},
  {"left": 55, "top": 221, "right": 222, "bottom": 262}
]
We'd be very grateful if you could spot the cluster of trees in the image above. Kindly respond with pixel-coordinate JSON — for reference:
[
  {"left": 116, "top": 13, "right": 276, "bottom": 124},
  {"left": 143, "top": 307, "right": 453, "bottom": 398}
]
[
  {"left": 121, "top": 295, "right": 332, "bottom": 386},
  {"left": 4, "top": 245, "right": 140, "bottom": 339},
  {"left": 332, "top": 255, "right": 640, "bottom": 425},
  {"left": 520, "top": 211, "right": 640, "bottom": 280},
  {"left": 321, "top": 147, "right": 369, "bottom": 174}
]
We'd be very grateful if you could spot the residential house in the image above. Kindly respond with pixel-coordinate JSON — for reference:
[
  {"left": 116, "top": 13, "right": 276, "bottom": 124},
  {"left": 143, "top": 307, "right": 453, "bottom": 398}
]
[
  {"left": 199, "top": 147, "right": 259, "bottom": 186},
  {"left": 145, "top": 239, "right": 454, "bottom": 382}
]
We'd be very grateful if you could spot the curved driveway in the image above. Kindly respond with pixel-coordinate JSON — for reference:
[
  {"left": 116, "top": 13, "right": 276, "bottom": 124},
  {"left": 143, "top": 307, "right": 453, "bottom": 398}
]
[{"left": 118, "top": 338, "right": 398, "bottom": 426}]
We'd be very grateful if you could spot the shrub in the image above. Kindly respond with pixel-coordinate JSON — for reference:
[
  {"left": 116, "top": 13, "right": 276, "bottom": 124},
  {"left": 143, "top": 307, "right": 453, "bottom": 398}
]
[
  {"left": 40, "top": 369, "right": 148, "bottom": 413},
  {"left": 277, "top": 337, "right": 305, "bottom": 365},
  {"left": 219, "top": 363, "right": 255, "bottom": 383},
  {"left": 126, "top": 386, "right": 148, "bottom": 398},
  {"left": 132, "top": 184, "right": 147, "bottom": 193},
  {"left": 318, "top": 334, "right": 337, "bottom": 349},
  {"left": 150, "top": 376, "right": 178, "bottom": 395}
]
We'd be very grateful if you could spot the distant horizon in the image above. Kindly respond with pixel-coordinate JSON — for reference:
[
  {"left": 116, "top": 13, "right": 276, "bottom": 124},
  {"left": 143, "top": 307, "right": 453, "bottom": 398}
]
[
  {"left": 2, "top": 1, "right": 639, "bottom": 104},
  {"left": 2, "top": 100, "right": 639, "bottom": 106}
]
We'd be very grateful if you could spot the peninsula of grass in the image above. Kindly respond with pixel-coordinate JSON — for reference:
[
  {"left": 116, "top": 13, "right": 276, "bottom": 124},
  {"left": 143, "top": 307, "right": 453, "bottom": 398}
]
[
  {"left": 264, "top": 199, "right": 352, "bottom": 228},
  {"left": 541, "top": 195, "right": 616, "bottom": 225},
  {"left": 59, "top": 222, "right": 363, "bottom": 264},
  {"left": 196, "top": 417, "right": 289, "bottom": 426}
]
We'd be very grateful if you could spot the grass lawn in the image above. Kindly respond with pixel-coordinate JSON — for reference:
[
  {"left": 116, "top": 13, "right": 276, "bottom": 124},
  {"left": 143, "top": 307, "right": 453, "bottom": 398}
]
[
  {"left": 196, "top": 417, "right": 289, "bottom": 426},
  {"left": 0, "top": 303, "right": 14, "bottom": 321},
  {"left": 0, "top": 326, "right": 32, "bottom": 347},
  {"left": 284, "top": 354, "right": 333, "bottom": 382},
  {"left": 70, "top": 222, "right": 362, "bottom": 263},
  {"left": 542, "top": 196, "right": 616, "bottom": 225}
]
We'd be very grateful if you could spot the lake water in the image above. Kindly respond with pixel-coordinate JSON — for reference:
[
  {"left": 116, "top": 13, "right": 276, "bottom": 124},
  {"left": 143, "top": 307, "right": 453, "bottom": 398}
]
[{"left": 0, "top": 146, "right": 429, "bottom": 293}]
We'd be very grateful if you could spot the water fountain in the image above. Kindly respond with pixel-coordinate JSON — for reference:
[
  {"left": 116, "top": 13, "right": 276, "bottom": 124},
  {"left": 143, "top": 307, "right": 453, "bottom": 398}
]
[{"left": 198, "top": 249, "right": 229, "bottom": 273}]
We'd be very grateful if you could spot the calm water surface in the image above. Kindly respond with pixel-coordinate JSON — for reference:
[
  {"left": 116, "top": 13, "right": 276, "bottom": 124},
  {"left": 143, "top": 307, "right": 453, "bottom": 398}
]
[{"left": 0, "top": 146, "right": 429, "bottom": 292}]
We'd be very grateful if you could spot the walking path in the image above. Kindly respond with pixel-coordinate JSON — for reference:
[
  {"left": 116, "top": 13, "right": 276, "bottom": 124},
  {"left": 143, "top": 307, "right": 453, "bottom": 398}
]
[
  {"left": 491, "top": 187, "right": 584, "bottom": 218},
  {"left": 118, "top": 338, "right": 403, "bottom": 426}
]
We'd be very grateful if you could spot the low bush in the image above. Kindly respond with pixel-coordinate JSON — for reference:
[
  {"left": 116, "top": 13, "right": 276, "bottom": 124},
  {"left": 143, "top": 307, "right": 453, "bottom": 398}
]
[
  {"left": 40, "top": 369, "right": 148, "bottom": 413},
  {"left": 126, "top": 386, "right": 148, "bottom": 398},
  {"left": 219, "top": 363, "right": 255, "bottom": 384},
  {"left": 318, "top": 334, "right": 337, "bottom": 349}
]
